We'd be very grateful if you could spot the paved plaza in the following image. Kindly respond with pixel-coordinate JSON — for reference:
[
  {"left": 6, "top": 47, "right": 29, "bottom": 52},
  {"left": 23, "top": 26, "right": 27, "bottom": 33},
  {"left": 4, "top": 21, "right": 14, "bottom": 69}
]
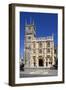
[{"left": 20, "top": 68, "right": 58, "bottom": 78}]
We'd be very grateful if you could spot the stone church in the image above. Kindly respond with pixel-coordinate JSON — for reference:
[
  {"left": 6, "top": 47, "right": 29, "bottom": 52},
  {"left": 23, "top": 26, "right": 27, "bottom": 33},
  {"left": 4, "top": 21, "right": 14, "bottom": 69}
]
[{"left": 24, "top": 20, "right": 55, "bottom": 68}]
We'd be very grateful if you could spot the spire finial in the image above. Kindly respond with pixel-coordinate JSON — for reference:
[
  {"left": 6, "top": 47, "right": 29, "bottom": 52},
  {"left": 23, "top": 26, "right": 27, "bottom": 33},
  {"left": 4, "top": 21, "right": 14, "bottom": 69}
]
[
  {"left": 33, "top": 19, "right": 34, "bottom": 25},
  {"left": 25, "top": 19, "right": 27, "bottom": 26}
]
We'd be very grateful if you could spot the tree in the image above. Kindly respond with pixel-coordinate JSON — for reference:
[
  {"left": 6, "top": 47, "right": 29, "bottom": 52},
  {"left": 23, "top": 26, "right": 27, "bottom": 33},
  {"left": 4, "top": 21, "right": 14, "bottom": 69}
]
[{"left": 20, "top": 63, "right": 24, "bottom": 71}]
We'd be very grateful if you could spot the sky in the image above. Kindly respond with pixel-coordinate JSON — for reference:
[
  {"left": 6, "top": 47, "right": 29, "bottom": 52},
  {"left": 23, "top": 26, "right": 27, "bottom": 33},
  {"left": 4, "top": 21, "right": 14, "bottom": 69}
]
[{"left": 20, "top": 12, "right": 58, "bottom": 59}]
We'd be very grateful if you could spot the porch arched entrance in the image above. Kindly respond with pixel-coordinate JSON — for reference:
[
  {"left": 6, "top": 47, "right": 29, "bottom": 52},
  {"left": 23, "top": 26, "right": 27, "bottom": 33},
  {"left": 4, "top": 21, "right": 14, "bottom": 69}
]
[{"left": 39, "top": 59, "right": 43, "bottom": 66}]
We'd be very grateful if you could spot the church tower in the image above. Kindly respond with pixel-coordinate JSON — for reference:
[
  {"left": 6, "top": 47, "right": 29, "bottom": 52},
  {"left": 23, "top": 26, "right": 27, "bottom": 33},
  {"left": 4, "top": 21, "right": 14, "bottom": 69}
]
[{"left": 24, "top": 19, "right": 36, "bottom": 67}]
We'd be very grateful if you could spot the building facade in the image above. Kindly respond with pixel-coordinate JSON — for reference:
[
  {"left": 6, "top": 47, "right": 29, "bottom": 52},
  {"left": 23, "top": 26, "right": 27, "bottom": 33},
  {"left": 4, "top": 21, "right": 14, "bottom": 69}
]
[{"left": 24, "top": 21, "right": 55, "bottom": 68}]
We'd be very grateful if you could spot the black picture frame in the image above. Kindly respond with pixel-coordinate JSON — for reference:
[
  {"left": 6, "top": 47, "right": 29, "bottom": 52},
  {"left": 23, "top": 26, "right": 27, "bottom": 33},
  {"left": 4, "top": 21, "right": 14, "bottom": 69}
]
[{"left": 9, "top": 3, "right": 64, "bottom": 86}]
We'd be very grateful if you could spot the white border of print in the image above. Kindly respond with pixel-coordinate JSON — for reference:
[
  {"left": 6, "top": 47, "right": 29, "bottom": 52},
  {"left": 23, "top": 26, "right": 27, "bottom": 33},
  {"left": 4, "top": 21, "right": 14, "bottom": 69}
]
[{"left": 15, "top": 6, "right": 62, "bottom": 84}]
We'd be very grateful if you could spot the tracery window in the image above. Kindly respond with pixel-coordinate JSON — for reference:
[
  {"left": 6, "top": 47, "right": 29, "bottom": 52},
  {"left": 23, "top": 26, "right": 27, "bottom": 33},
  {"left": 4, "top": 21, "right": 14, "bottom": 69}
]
[{"left": 46, "top": 41, "right": 50, "bottom": 47}]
